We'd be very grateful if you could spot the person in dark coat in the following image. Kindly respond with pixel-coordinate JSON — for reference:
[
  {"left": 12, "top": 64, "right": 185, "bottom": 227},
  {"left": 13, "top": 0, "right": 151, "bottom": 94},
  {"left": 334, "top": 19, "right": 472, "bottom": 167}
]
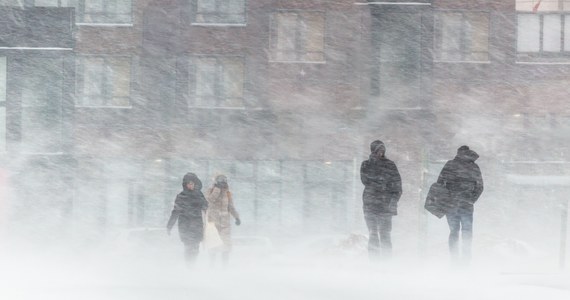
[
  {"left": 360, "top": 140, "right": 402, "bottom": 259},
  {"left": 437, "top": 145, "right": 484, "bottom": 263},
  {"left": 166, "top": 172, "right": 208, "bottom": 267}
]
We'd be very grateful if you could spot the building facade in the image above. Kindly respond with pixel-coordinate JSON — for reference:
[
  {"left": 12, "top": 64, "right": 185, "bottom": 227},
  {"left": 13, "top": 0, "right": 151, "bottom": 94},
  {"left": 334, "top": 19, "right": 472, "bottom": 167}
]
[{"left": 0, "top": 0, "right": 568, "bottom": 264}]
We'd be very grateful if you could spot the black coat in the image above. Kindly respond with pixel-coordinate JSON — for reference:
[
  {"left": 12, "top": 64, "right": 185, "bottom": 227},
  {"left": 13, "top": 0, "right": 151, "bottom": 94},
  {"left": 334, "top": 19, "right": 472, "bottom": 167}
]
[
  {"left": 166, "top": 173, "right": 208, "bottom": 244},
  {"left": 437, "top": 150, "right": 484, "bottom": 215},
  {"left": 361, "top": 156, "right": 402, "bottom": 215}
]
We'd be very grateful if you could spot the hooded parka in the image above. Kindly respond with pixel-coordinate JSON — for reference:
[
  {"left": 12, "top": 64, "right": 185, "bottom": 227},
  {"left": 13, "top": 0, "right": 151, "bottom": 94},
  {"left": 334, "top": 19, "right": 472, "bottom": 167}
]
[
  {"left": 437, "top": 147, "right": 484, "bottom": 215},
  {"left": 360, "top": 142, "right": 402, "bottom": 215},
  {"left": 166, "top": 173, "right": 208, "bottom": 245}
]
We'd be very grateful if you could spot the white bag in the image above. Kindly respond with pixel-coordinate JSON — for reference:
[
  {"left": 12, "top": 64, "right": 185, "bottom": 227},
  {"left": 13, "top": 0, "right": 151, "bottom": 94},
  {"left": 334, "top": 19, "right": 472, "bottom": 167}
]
[{"left": 203, "top": 222, "right": 223, "bottom": 250}]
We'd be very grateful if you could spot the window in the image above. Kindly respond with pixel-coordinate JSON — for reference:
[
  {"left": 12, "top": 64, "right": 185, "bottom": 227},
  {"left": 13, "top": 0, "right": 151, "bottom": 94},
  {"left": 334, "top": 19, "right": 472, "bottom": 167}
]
[
  {"left": 193, "top": 0, "right": 246, "bottom": 24},
  {"left": 516, "top": 0, "right": 570, "bottom": 11},
  {"left": 435, "top": 12, "right": 490, "bottom": 62},
  {"left": 373, "top": 12, "right": 422, "bottom": 108},
  {"left": 517, "top": 1, "right": 570, "bottom": 59},
  {"left": 0, "top": 0, "right": 23, "bottom": 6},
  {"left": 188, "top": 56, "right": 244, "bottom": 108},
  {"left": 17, "top": 57, "right": 64, "bottom": 153},
  {"left": 0, "top": 57, "right": 6, "bottom": 153},
  {"left": 33, "top": 0, "right": 74, "bottom": 6},
  {"left": 76, "top": 56, "right": 131, "bottom": 107},
  {"left": 77, "top": 0, "right": 132, "bottom": 24},
  {"left": 0, "top": 0, "right": 73, "bottom": 6},
  {"left": 517, "top": 14, "right": 570, "bottom": 53},
  {"left": 270, "top": 11, "right": 325, "bottom": 63}
]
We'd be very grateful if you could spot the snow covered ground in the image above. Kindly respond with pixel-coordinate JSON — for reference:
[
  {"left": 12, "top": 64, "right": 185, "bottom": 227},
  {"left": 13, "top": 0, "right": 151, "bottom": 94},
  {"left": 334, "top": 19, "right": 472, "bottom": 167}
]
[{"left": 1, "top": 233, "right": 569, "bottom": 300}]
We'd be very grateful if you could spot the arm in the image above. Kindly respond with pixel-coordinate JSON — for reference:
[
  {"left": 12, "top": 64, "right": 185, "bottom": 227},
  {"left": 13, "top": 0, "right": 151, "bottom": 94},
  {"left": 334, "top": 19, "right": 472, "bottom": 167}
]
[
  {"left": 391, "top": 162, "right": 403, "bottom": 202},
  {"left": 471, "top": 165, "right": 484, "bottom": 203},
  {"left": 227, "top": 191, "right": 241, "bottom": 225},
  {"left": 227, "top": 191, "right": 240, "bottom": 220},
  {"left": 437, "top": 161, "right": 453, "bottom": 186},
  {"left": 360, "top": 161, "right": 371, "bottom": 186},
  {"left": 166, "top": 204, "right": 181, "bottom": 234}
]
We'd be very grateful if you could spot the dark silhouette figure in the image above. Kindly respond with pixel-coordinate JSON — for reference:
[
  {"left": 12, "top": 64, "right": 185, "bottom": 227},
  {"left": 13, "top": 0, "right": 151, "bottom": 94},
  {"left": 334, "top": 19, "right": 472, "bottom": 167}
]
[
  {"left": 437, "top": 145, "right": 484, "bottom": 264},
  {"left": 360, "top": 140, "right": 402, "bottom": 260},
  {"left": 167, "top": 173, "right": 208, "bottom": 267}
]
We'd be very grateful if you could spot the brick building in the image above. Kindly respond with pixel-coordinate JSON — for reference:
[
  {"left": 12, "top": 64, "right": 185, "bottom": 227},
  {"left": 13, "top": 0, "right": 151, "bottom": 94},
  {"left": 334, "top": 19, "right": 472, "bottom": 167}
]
[{"left": 0, "top": 0, "right": 568, "bottom": 265}]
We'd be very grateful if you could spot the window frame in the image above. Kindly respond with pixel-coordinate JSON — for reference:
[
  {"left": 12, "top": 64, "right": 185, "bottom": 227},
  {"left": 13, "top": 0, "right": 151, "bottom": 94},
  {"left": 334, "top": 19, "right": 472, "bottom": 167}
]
[
  {"left": 75, "top": 55, "right": 133, "bottom": 108},
  {"left": 76, "top": 0, "right": 134, "bottom": 26},
  {"left": 517, "top": 12, "right": 570, "bottom": 59},
  {"left": 191, "top": 0, "right": 247, "bottom": 26},
  {"left": 187, "top": 55, "right": 246, "bottom": 109},
  {"left": 269, "top": 10, "right": 326, "bottom": 64},
  {"left": 434, "top": 10, "right": 491, "bottom": 63}
]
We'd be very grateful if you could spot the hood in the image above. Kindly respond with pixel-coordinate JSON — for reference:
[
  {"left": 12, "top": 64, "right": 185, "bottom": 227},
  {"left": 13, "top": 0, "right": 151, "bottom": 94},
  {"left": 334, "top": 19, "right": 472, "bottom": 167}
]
[
  {"left": 456, "top": 149, "right": 479, "bottom": 162},
  {"left": 182, "top": 172, "right": 203, "bottom": 191}
]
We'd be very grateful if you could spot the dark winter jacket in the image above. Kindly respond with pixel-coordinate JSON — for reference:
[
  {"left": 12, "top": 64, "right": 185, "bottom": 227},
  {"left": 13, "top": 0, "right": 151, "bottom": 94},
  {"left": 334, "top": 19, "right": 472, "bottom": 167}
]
[
  {"left": 361, "top": 156, "right": 402, "bottom": 215},
  {"left": 437, "top": 149, "right": 484, "bottom": 215},
  {"left": 166, "top": 173, "right": 208, "bottom": 244}
]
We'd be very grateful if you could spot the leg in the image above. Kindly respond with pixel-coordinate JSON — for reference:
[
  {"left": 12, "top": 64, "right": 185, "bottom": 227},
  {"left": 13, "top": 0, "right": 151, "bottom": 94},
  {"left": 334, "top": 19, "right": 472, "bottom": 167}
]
[
  {"left": 364, "top": 210, "right": 381, "bottom": 260},
  {"left": 460, "top": 213, "right": 473, "bottom": 263},
  {"left": 216, "top": 224, "right": 232, "bottom": 267},
  {"left": 184, "top": 241, "right": 200, "bottom": 268},
  {"left": 446, "top": 214, "right": 461, "bottom": 261},
  {"left": 378, "top": 215, "right": 393, "bottom": 259}
]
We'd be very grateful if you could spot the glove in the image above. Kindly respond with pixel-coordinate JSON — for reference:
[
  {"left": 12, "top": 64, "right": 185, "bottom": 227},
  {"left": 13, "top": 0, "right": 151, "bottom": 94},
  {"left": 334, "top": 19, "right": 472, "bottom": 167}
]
[{"left": 235, "top": 218, "right": 241, "bottom": 226}]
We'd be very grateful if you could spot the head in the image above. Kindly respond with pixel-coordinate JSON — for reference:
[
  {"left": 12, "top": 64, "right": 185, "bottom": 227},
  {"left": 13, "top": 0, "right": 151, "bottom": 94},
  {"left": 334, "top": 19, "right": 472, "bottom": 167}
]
[
  {"left": 370, "top": 140, "right": 386, "bottom": 158},
  {"left": 214, "top": 174, "right": 228, "bottom": 189},
  {"left": 456, "top": 145, "right": 479, "bottom": 162},
  {"left": 182, "top": 173, "right": 202, "bottom": 191}
]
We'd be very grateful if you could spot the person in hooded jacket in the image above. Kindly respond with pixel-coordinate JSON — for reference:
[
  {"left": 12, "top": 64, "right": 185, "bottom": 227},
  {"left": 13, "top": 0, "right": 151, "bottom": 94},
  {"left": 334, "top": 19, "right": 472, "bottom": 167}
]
[
  {"left": 360, "top": 140, "right": 402, "bottom": 259},
  {"left": 205, "top": 174, "right": 241, "bottom": 267},
  {"left": 166, "top": 172, "right": 208, "bottom": 267},
  {"left": 437, "top": 145, "right": 484, "bottom": 263}
]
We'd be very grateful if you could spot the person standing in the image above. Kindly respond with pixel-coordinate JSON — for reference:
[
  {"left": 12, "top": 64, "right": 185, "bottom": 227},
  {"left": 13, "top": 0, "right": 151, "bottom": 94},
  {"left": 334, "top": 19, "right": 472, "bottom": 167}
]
[
  {"left": 166, "top": 172, "right": 208, "bottom": 267},
  {"left": 205, "top": 174, "right": 241, "bottom": 267},
  {"left": 437, "top": 145, "right": 484, "bottom": 264},
  {"left": 360, "top": 140, "right": 402, "bottom": 260}
]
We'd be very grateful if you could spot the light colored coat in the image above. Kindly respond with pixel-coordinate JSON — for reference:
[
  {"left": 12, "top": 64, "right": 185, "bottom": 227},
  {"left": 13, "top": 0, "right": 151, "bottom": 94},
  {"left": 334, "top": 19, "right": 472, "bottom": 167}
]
[{"left": 206, "top": 186, "right": 240, "bottom": 252}]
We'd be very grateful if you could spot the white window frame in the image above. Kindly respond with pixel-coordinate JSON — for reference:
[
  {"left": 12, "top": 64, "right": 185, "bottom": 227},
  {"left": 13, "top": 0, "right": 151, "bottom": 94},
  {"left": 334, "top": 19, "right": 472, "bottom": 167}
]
[
  {"left": 434, "top": 11, "right": 490, "bottom": 63},
  {"left": 191, "top": 0, "right": 247, "bottom": 26},
  {"left": 269, "top": 10, "right": 326, "bottom": 64},
  {"left": 517, "top": 13, "right": 570, "bottom": 53},
  {"left": 76, "top": 0, "right": 133, "bottom": 26},
  {"left": 76, "top": 55, "right": 132, "bottom": 108},
  {"left": 188, "top": 55, "right": 246, "bottom": 109}
]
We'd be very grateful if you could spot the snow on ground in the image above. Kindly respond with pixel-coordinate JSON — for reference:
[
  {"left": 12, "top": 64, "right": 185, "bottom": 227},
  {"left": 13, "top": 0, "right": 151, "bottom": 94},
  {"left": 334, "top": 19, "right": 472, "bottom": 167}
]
[{"left": 1, "top": 233, "right": 569, "bottom": 300}]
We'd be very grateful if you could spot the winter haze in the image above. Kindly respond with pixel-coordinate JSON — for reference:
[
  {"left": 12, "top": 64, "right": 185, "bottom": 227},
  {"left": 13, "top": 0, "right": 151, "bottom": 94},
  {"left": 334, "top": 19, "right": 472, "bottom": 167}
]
[{"left": 0, "top": 0, "right": 569, "bottom": 299}]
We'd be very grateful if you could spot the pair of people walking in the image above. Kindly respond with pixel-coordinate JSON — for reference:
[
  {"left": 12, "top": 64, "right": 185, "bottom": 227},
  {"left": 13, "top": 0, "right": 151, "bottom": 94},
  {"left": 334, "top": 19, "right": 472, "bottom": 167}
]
[
  {"left": 361, "top": 140, "right": 484, "bottom": 263},
  {"left": 166, "top": 173, "right": 241, "bottom": 267}
]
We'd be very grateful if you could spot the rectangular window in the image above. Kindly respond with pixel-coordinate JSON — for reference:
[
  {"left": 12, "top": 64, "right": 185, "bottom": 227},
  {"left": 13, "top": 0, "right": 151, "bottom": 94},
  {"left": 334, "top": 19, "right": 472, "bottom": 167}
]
[
  {"left": 19, "top": 57, "right": 64, "bottom": 153},
  {"left": 517, "top": 13, "right": 570, "bottom": 54},
  {"left": 516, "top": 0, "right": 570, "bottom": 12},
  {"left": 435, "top": 12, "right": 490, "bottom": 62},
  {"left": 270, "top": 11, "right": 325, "bottom": 63},
  {"left": 33, "top": 0, "right": 74, "bottom": 6},
  {"left": 188, "top": 56, "right": 244, "bottom": 108},
  {"left": 77, "top": 56, "right": 131, "bottom": 107},
  {"left": 0, "top": 0, "right": 24, "bottom": 6},
  {"left": 194, "top": 0, "right": 246, "bottom": 24},
  {"left": 78, "top": 0, "right": 132, "bottom": 24},
  {"left": 0, "top": 57, "right": 5, "bottom": 153}
]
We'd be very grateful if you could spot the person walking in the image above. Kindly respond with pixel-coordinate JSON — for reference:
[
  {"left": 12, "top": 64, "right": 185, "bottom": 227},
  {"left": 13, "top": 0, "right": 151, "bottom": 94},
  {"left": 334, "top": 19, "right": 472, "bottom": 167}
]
[
  {"left": 166, "top": 172, "right": 208, "bottom": 267},
  {"left": 360, "top": 140, "right": 402, "bottom": 260},
  {"left": 205, "top": 174, "right": 241, "bottom": 267},
  {"left": 437, "top": 145, "right": 484, "bottom": 264}
]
